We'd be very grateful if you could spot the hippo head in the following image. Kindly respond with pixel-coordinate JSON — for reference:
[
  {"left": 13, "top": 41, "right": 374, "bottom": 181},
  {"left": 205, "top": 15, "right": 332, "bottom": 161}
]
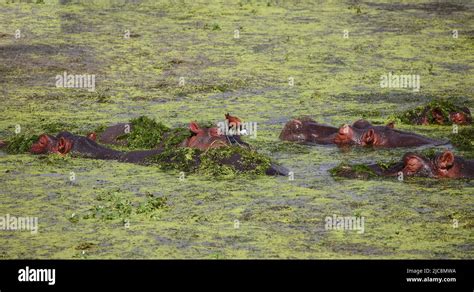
[
  {"left": 432, "top": 150, "right": 457, "bottom": 178},
  {"left": 401, "top": 152, "right": 435, "bottom": 177},
  {"left": 449, "top": 107, "right": 472, "bottom": 125},
  {"left": 184, "top": 122, "right": 229, "bottom": 150},
  {"left": 279, "top": 119, "right": 308, "bottom": 142},
  {"left": 57, "top": 136, "right": 73, "bottom": 155},
  {"left": 351, "top": 119, "right": 372, "bottom": 129},
  {"left": 334, "top": 124, "right": 366, "bottom": 145},
  {"left": 30, "top": 134, "right": 59, "bottom": 154},
  {"left": 431, "top": 108, "right": 446, "bottom": 124},
  {"left": 30, "top": 134, "right": 73, "bottom": 155}
]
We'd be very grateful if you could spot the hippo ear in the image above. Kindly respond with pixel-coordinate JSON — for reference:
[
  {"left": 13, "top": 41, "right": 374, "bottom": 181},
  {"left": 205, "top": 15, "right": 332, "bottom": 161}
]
[
  {"left": 30, "top": 134, "right": 51, "bottom": 154},
  {"left": 57, "top": 137, "right": 73, "bottom": 154},
  {"left": 39, "top": 134, "right": 51, "bottom": 145},
  {"left": 362, "top": 128, "right": 375, "bottom": 144},
  {"left": 87, "top": 132, "right": 97, "bottom": 141},
  {"left": 225, "top": 113, "right": 230, "bottom": 119},
  {"left": 189, "top": 122, "right": 201, "bottom": 134},
  {"left": 386, "top": 121, "right": 395, "bottom": 129},
  {"left": 438, "top": 150, "right": 455, "bottom": 168}
]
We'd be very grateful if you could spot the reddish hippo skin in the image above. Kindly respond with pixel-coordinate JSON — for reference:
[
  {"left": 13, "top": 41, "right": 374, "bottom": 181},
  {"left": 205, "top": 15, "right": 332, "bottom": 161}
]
[
  {"left": 416, "top": 106, "right": 472, "bottom": 125},
  {"left": 180, "top": 122, "right": 230, "bottom": 150},
  {"left": 368, "top": 151, "right": 473, "bottom": 179},
  {"left": 449, "top": 108, "right": 472, "bottom": 125},
  {"left": 30, "top": 132, "right": 124, "bottom": 159},
  {"left": 56, "top": 132, "right": 124, "bottom": 159},
  {"left": 334, "top": 120, "right": 445, "bottom": 148},
  {"left": 30, "top": 134, "right": 60, "bottom": 154},
  {"left": 280, "top": 118, "right": 442, "bottom": 147},
  {"left": 432, "top": 150, "right": 474, "bottom": 179},
  {"left": 279, "top": 117, "right": 339, "bottom": 144},
  {"left": 368, "top": 152, "right": 436, "bottom": 178}
]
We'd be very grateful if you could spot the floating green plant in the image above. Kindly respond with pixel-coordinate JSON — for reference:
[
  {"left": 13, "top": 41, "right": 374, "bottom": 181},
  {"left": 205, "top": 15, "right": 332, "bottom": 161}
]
[
  {"left": 122, "top": 116, "right": 171, "bottom": 149},
  {"left": 329, "top": 163, "right": 377, "bottom": 179},
  {"left": 450, "top": 127, "right": 474, "bottom": 155},
  {"left": 5, "top": 134, "right": 39, "bottom": 154}
]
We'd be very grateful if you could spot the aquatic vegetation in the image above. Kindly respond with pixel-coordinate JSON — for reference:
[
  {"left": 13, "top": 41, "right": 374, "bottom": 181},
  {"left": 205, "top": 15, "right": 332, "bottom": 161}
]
[
  {"left": 198, "top": 147, "right": 272, "bottom": 177},
  {"left": 82, "top": 189, "right": 168, "bottom": 222},
  {"left": 136, "top": 192, "right": 169, "bottom": 216},
  {"left": 329, "top": 163, "right": 377, "bottom": 180},
  {"left": 0, "top": 0, "right": 472, "bottom": 259},
  {"left": 145, "top": 145, "right": 272, "bottom": 178},
  {"left": 146, "top": 147, "right": 201, "bottom": 172},
  {"left": 5, "top": 134, "right": 39, "bottom": 154},
  {"left": 450, "top": 127, "right": 474, "bottom": 155},
  {"left": 122, "top": 116, "right": 171, "bottom": 149}
]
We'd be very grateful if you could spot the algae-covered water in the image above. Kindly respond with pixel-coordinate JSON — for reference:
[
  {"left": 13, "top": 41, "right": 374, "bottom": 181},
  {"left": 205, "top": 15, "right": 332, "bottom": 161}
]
[{"left": 0, "top": 0, "right": 473, "bottom": 259}]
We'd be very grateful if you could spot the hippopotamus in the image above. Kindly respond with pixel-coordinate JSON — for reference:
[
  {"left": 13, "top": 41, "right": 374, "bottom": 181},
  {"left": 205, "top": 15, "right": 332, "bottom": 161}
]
[
  {"left": 334, "top": 120, "right": 446, "bottom": 147},
  {"left": 279, "top": 117, "right": 339, "bottom": 144},
  {"left": 179, "top": 121, "right": 229, "bottom": 150},
  {"left": 30, "top": 132, "right": 123, "bottom": 159},
  {"left": 401, "top": 103, "right": 472, "bottom": 125},
  {"left": 93, "top": 114, "right": 250, "bottom": 150},
  {"left": 96, "top": 123, "right": 131, "bottom": 145},
  {"left": 431, "top": 151, "right": 474, "bottom": 178},
  {"left": 340, "top": 150, "right": 473, "bottom": 179},
  {"left": 26, "top": 120, "right": 287, "bottom": 176},
  {"left": 280, "top": 118, "right": 445, "bottom": 148}
]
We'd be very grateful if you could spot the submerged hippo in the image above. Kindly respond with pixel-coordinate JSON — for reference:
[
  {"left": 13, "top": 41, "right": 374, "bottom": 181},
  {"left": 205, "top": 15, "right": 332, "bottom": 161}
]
[
  {"left": 96, "top": 123, "right": 131, "bottom": 145},
  {"left": 334, "top": 120, "right": 445, "bottom": 147},
  {"left": 401, "top": 102, "right": 472, "bottom": 125},
  {"left": 336, "top": 150, "right": 473, "bottom": 179},
  {"left": 280, "top": 118, "right": 445, "bottom": 148},
  {"left": 27, "top": 121, "right": 287, "bottom": 176},
  {"left": 30, "top": 132, "right": 123, "bottom": 159},
  {"left": 279, "top": 117, "right": 339, "bottom": 144},
  {"left": 179, "top": 121, "right": 229, "bottom": 150}
]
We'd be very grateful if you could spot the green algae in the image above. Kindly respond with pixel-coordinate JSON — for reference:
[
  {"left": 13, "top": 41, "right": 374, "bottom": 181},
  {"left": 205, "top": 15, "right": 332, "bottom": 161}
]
[
  {"left": 146, "top": 147, "right": 201, "bottom": 172},
  {"left": 122, "top": 116, "right": 170, "bottom": 149},
  {"left": 5, "top": 134, "right": 39, "bottom": 154},
  {"left": 145, "top": 145, "right": 272, "bottom": 178},
  {"left": 0, "top": 0, "right": 473, "bottom": 260},
  {"left": 198, "top": 147, "right": 271, "bottom": 177},
  {"left": 329, "top": 163, "right": 378, "bottom": 180},
  {"left": 82, "top": 189, "right": 168, "bottom": 222},
  {"left": 449, "top": 127, "right": 474, "bottom": 156}
]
